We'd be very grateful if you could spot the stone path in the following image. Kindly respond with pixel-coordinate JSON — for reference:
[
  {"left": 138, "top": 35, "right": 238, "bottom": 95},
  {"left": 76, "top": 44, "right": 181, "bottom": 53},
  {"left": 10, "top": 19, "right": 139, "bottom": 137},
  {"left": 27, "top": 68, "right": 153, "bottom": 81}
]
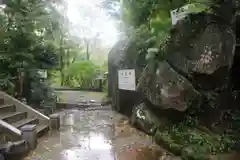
[
  {"left": 25, "top": 91, "right": 179, "bottom": 160},
  {"left": 25, "top": 108, "right": 178, "bottom": 160}
]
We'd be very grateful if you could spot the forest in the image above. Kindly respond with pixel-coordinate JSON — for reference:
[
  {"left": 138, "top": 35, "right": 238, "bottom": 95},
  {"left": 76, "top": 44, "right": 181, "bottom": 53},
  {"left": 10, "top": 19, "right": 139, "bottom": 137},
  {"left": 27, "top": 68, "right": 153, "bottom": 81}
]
[
  {"left": 0, "top": 0, "right": 238, "bottom": 158},
  {"left": 0, "top": 0, "right": 108, "bottom": 108}
]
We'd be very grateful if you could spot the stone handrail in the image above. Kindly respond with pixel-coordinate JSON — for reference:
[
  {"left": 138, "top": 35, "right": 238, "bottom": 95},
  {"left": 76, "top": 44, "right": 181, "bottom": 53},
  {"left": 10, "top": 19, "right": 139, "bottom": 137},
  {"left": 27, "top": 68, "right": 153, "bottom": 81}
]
[
  {"left": 0, "top": 119, "right": 21, "bottom": 136},
  {"left": 0, "top": 91, "right": 49, "bottom": 123}
]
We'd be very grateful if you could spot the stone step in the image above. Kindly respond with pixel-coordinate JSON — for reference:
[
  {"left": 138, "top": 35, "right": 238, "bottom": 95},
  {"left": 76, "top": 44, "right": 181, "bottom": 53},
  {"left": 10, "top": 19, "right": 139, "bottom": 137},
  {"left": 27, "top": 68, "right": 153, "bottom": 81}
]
[
  {"left": 36, "top": 124, "right": 49, "bottom": 137},
  {"left": 12, "top": 118, "right": 39, "bottom": 129},
  {"left": 0, "top": 104, "right": 16, "bottom": 113},
  {"left": 0, "top": 99, "right": 4, "bottom": 105},
  {"left": 0, "top": 112, "right": 27, "bottom": 124}
]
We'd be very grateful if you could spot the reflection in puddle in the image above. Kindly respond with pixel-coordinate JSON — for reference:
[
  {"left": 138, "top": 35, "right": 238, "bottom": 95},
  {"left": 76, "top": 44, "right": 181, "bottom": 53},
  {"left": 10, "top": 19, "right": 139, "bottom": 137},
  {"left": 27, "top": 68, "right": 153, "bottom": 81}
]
[
  {"left": 81, "top": 132, "right": 112, "bottom": 150},
  {"left": 64, "top": 113, "right": 75, "bottom": 126},
  {"left": 60, "top": 132, "right": 114, "bottom": 160},
  {"left": 26, "top": 110, "right": 173, "bottom": 160}
]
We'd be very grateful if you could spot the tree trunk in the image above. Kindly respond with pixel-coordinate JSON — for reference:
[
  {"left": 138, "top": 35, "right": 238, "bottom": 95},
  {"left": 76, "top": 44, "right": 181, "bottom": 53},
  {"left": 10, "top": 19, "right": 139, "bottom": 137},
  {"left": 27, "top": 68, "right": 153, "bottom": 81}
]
[
  {"left": 59, "top": 37, "right": 65, "bottom": 86},
  {"left": 15, "top": 69, "right": 24, "bottom": 99},
  {"left": 86, "top": 42, "right": 90, "bottom": 60}
]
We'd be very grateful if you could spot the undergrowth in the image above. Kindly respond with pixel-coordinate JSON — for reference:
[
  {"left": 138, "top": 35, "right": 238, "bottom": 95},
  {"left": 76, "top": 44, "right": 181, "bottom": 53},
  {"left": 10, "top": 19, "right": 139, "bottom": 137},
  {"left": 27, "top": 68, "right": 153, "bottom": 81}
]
[{"left": 154, "top": 116, "right": 236, "bottom": 159}]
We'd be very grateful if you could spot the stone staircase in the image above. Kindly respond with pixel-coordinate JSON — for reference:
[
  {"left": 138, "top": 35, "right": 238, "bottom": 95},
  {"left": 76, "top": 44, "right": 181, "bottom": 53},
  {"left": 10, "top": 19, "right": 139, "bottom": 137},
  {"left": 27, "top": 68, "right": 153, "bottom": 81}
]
[{"left": 0, "top": 91, "right": 50, "bottom": 142}]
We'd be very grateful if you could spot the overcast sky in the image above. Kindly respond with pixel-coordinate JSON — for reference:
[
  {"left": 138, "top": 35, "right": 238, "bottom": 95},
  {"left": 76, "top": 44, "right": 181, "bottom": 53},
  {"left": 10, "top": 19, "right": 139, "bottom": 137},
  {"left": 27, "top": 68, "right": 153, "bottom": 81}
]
[{"left": 66, "top": 0, "right": 119, "bottom": 48}]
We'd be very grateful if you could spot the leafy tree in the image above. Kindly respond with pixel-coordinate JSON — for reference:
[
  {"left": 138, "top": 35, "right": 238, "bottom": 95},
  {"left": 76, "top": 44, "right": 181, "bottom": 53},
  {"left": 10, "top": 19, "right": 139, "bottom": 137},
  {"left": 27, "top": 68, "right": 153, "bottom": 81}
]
[
  {"left": 0, "top": 0, "right": 108, "bottom": 106},
  {"left": 103, "top": 0, "right": 234, "bottom": 64},
  {"left": 0, "top": 0, "right": 63, "bottom": 104},
  {"left": 63, "top": 60, "right": 99, "bottom": 88}
]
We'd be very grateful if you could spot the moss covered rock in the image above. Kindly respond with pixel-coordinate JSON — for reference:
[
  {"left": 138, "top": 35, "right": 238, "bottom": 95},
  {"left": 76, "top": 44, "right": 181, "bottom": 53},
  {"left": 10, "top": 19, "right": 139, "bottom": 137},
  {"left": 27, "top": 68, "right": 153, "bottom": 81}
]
[
  {"left": 136, "top": 13, "right": 235, "bottom": 112},
  {"left": 137, "top": 61, "right": 201, "bottom": 111}
]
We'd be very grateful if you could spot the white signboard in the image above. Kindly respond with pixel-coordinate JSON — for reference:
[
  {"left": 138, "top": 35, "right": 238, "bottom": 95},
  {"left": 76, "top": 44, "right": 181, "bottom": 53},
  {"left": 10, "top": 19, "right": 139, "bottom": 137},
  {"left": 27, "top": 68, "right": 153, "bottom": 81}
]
[
  {"left": 118, "top": 69, "right": 136, "bottom": 91},
  {"left": 38, "top": 70, "right": 47, "bottom": 78},
  {"left": 171, "top": 4, "right": 193, "bottom": 25}
]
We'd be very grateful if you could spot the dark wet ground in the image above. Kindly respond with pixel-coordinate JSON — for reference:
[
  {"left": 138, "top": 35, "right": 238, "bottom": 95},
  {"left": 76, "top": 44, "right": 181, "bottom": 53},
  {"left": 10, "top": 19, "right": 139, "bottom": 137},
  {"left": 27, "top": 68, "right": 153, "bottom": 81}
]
[
  {"left": 24, "top": 91, "right": 240, "bottom": 160},
  {"left": 25, "top": 107, "right": 177, "bottom": 160}
]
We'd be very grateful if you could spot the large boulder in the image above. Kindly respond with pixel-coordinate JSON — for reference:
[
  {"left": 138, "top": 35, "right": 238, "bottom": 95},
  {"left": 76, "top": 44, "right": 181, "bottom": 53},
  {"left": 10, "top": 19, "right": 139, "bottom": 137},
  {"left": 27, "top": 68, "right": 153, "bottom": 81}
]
[
  {"left": 108, "top": 38, "right": 147, "bottom": 115},
  {"left": 166, "top": 15, "right": 235, "bottom": 90},
  {"left": 136, "top": 61, "right": 200, "bottom": 111},
  {"left": 136, "top": 13, "right": 235, "bottom": 111}
]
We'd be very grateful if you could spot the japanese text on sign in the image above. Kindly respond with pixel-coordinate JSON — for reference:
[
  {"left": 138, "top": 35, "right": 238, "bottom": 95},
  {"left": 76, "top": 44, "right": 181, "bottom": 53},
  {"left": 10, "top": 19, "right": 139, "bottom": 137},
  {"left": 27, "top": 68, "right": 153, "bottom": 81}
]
[{"left": 118, "top": 69, "right": 136, "bottom": 91}]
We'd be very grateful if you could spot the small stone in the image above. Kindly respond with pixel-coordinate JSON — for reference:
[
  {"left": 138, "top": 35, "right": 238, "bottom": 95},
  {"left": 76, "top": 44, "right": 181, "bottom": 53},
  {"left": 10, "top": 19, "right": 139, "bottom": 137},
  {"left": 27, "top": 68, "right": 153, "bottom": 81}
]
[
  {"left": 89, "top": 100, "right": 96, "bottom": 103},
  {"left": 123, "top": 120, "right": 129, "bottom": 124},
  {"left": 137, "top": 148, "right": 142, "bottom": 152},
  {"left": 82, "top": 100, "right": 87, "bottom": 104},
  {"left": 50, "top": 113, "right": 60, "bottom": 130}
]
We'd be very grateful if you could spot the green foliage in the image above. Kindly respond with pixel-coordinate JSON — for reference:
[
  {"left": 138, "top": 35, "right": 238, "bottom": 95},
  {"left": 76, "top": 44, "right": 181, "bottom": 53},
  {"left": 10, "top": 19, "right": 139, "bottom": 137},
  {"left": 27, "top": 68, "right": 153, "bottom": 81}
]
[
  {"left": 23, "top": 69, "right": 57, "bottom": 107},
  {"left": 100, "top": 60, "right": 108, "bottom": 92},
  {"left": 63, "top": 60, "right": 100, "bottom": 88},
  {"left": 107, "top": 0, "right": 213, "bottom": 70},
  {"left": 120, "top": 0, "right": 212, "bottom": 29},
  {"left": 155, "top": 121, "right": 235, "bottom": 159},
  {"left": 0, "top": 0, "right": 64, "bottom": 106},
  {"left": 0, "top": 0, "right": 113, "bottom": 105},
  {"left": 0, "top": 73, "right": 15, "bottom": 94}
]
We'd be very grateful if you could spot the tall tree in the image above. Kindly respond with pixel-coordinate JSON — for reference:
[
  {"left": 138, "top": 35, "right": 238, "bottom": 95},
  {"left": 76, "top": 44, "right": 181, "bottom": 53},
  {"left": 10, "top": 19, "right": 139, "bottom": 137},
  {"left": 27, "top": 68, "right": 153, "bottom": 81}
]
[{"left": 0, "top": 0, "right": 61, "bottom": 99}]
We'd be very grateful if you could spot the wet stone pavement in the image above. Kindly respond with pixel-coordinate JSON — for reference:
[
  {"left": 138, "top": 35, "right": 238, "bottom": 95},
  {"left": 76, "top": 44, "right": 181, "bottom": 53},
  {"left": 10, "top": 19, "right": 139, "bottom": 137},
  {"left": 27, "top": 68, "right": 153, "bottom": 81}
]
[{"left": 25, "top": 108, "right": 176, "bottom": 160}]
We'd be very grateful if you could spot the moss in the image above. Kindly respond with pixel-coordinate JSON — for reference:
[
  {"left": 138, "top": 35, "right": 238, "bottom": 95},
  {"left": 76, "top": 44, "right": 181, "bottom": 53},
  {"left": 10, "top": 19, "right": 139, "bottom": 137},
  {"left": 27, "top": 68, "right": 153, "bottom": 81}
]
[
  {"left": 153, "top": 123, "right": 234, "bottom": 159},
  {"left": 154, "top": 130, "right": 183, "bottom": 156},
  {"left": 182, "top": 147, "right": 210, "bottom": 160}
]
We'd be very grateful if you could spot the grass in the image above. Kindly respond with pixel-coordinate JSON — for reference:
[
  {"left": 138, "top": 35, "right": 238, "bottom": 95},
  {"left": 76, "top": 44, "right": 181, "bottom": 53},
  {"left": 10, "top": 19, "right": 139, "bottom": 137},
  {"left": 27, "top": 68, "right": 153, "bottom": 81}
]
[{"left": 153, "top": 124, "right": 234, "bottom": 159}]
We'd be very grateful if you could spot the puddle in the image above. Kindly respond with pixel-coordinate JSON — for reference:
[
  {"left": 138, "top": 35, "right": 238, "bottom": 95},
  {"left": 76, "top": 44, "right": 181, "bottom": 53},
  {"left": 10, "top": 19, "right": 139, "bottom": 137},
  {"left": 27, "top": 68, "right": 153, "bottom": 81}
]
[
  {"left": 59, "top": 132, "right": 115, "bottom": 160},
  {"left": 26, "top": 109, "right": 173, "bottom": 160}
]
